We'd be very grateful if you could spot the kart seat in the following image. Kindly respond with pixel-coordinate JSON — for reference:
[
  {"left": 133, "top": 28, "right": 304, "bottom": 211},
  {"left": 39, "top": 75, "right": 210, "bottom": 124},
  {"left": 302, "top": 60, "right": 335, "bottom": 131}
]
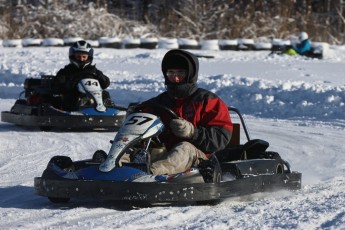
[
  {"left": 241, "top": 139, "right": 269, "bottom": 160},
  {"left": 215, "top": 139, "right": 269, "bottom": 162}
]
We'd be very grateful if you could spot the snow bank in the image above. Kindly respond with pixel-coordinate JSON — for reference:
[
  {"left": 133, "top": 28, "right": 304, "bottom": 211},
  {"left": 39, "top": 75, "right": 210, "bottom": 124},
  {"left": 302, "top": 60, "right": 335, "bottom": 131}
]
[{"left": 0, "top": 46, "right": 344, "bottom": 230}]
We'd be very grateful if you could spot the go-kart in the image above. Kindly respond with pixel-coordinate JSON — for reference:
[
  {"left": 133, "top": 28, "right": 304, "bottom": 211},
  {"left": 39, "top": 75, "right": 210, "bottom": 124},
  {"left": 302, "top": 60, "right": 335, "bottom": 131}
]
[
  {"left": 34, "top": 103, "right": 302, "bottom": 204},
  {"left": 270, "top": 44, "right": 323, "bottom": 59},
  {"left": 1, "top": 75, "right": 127, "bottom": 131}
]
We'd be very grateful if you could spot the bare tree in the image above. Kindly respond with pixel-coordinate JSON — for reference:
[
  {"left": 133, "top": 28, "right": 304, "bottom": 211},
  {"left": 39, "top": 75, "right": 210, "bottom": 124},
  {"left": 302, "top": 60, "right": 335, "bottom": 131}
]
[{"left": 0, "top": 0, "right": 344, "bottom": 44}]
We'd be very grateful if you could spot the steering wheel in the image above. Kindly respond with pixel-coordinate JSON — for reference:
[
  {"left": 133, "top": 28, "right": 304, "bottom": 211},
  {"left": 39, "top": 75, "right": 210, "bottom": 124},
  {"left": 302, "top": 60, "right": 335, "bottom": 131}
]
[
  {"left": 131, "top": 102, "right": 180, "bottom": 141},
  {"left": 129, "top": 102, "right": 180, "bottom": 157},
  {"left": 131, "top": 102, "right": 180, "bottom": 121}
]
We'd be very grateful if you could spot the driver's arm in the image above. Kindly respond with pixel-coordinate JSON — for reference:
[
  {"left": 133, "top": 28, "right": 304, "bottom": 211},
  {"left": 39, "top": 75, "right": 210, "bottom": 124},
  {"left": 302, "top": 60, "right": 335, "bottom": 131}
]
[
  {"left": 95, "top": 69, "right": 110, "bottom": 89},
  {"left": 190, "top": 98, "right": 233, "bottom": 153}
]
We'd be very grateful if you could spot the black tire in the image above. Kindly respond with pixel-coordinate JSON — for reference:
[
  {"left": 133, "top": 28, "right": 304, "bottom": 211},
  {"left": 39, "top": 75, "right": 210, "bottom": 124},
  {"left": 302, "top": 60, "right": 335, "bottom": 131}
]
[
  {"left": 264, "top": 151, "right": 282, "bottom": 160},
  {"left": 48, "top": 197, "right": 70, "bottom": 203},
  {"left": 198, "top": 155, "right": 223, "bottom": 183},
  {"left": 264, "top": 151, "right": 284, "bottom": 174},
  {"left": 92, "top": 150, "right": 107, "bottom": 163},
  {"left": 276, "top": 162, "right": 284, "bottom": 174},
  {"left": 213, "top": 163, "right": 222, "bottom": 183},
  {"left": 49, "top": 156, "right": 74, "bottom": 171}
]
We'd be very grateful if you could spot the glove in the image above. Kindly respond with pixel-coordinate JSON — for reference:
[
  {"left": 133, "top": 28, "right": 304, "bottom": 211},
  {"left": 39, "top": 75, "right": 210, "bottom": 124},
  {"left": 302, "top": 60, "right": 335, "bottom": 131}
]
[{"left": 170, "top": 118, "right": 195, "bottom": 139}]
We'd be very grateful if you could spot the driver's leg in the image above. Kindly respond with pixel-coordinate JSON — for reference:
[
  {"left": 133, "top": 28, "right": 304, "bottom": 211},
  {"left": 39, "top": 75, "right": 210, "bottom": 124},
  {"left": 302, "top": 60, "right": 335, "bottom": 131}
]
[
  {"left": 150, "top": 141, "right": 207, "bottom": 175},
  {"left": 102, "top": 91, "right": 115, "bottom": 107}
]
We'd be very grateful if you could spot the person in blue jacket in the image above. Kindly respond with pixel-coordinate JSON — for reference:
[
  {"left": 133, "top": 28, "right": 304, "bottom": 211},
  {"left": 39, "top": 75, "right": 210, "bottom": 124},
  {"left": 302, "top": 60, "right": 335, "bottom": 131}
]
[{"left": 285, "top": 32, "right": 311, "bottom": 55}]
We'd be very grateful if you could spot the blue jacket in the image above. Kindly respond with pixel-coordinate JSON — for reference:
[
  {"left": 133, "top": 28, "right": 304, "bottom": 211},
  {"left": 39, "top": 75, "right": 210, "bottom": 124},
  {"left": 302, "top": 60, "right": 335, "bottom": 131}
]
[{"left": 293, "top": 39, "right": 311, "bottom": 54}]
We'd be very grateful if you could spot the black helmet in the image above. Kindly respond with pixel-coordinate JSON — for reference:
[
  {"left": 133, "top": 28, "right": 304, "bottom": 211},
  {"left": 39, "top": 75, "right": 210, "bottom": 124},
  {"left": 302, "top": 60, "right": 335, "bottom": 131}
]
[
  {"left": 69, "top": 40, "right": 94, "bottom": 68},
  {"left": 161, "top": 49, "right": 199, "bottom": 99}
]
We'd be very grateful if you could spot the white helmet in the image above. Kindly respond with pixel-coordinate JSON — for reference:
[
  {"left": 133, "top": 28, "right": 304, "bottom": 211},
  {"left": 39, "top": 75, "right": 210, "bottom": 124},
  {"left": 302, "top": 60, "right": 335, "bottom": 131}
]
[
  {"left": 298, "top": 32, "right": 308, "bottom": 41},
  {"left": 69, "top": 40, "right": 94, "bottom": 68}
]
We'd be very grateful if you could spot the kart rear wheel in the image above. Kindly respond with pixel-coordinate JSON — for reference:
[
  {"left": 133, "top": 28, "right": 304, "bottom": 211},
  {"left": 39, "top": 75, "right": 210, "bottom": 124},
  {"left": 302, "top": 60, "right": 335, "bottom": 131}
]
[
  {"left": 48, "top": 197, "right": 70, "bottom": 203},
  {"left": 213, "top": 166, "right": 222, "bottom": 183}
]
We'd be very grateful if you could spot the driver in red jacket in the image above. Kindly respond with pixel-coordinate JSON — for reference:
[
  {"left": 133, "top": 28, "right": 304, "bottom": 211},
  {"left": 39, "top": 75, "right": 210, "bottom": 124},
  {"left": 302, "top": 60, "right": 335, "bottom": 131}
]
[{"left": 143, "top": 49, "right": 233, "bottom": 175}]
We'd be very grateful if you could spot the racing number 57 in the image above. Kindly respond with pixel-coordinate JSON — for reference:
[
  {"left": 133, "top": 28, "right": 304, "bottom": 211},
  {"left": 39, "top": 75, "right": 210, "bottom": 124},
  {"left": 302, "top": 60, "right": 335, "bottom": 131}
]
[{"left": 126, "top": 116, "right": 153, "bottom": 126}]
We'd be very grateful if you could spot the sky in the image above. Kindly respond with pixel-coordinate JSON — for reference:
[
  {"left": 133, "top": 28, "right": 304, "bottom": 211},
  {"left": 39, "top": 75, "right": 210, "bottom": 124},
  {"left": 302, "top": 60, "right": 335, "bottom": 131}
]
[{"left": 0, "top": 44, "right": 344, "bottom": 229}]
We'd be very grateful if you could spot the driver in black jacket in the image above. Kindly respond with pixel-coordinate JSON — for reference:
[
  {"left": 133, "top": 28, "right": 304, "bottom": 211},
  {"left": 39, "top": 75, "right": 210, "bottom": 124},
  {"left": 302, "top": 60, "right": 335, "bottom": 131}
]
[{"left": 53, "top": 40, "right": 110, "bottom": 111}]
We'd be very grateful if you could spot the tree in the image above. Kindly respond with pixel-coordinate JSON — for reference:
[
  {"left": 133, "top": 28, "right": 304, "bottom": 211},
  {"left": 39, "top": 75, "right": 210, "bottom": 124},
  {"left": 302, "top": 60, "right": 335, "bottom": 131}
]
[{"left": 0, "top": 0, "right": 344, "bottom": 44}]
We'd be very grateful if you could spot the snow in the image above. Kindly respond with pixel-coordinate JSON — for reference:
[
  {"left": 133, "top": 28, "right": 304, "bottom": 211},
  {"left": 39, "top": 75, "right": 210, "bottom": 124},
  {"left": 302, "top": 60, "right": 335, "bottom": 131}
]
[{"left": 1, "top": 46, "right": 345, "bottom": 229}]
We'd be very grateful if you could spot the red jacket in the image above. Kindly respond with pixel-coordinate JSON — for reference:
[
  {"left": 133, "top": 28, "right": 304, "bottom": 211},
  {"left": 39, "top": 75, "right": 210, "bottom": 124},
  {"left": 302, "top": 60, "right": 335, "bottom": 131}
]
[{"left": 145, "top": 88, "right": 233, "bottom": 153}]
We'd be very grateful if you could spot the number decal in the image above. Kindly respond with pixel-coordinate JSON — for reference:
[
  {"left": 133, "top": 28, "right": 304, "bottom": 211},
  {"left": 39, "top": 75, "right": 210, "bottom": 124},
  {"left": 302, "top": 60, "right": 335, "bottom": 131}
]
[
  {"left": 84, "top": 80, "right": 99, "bottom": 87},
  {"left": 126, "top": 116, "right": 153, "bottom": 125}
]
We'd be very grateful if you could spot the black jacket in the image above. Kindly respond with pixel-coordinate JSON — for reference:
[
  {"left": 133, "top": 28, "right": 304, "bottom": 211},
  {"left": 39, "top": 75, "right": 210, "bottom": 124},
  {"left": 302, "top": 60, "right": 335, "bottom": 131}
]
[{"left": 53, "top": 64, "right": 110, "bottom": 93}]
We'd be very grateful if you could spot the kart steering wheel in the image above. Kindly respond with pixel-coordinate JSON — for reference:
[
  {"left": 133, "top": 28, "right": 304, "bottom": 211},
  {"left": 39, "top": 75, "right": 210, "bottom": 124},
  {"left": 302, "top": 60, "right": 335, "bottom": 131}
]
[
  {"left": 131, "top": 102, "right": 180, "bottom": 121},
  {"left": 130, "top": 102, "right": 180, "bottom": 143},
  {"left": 129, "top": 102, "right": 180, "bottom": 153}
]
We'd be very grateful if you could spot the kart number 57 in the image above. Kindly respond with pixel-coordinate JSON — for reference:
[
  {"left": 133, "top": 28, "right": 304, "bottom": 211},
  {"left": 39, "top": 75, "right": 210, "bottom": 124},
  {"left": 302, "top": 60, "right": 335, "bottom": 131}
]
[{"left": 126, "top": 116, "right": 153, "bottom": 126}]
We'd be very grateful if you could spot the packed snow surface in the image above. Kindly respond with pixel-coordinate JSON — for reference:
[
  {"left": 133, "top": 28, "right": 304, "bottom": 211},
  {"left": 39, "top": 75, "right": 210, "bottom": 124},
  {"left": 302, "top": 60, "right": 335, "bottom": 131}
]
[{"left": 0, "top": 46, "right": 344, "bottom": 229}]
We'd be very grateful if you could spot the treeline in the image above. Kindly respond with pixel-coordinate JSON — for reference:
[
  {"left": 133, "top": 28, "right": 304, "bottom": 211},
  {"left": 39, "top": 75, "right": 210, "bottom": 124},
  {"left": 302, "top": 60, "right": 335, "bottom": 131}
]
[{"left": 1, "top": 0, "right": 344, "bottom": 44}]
